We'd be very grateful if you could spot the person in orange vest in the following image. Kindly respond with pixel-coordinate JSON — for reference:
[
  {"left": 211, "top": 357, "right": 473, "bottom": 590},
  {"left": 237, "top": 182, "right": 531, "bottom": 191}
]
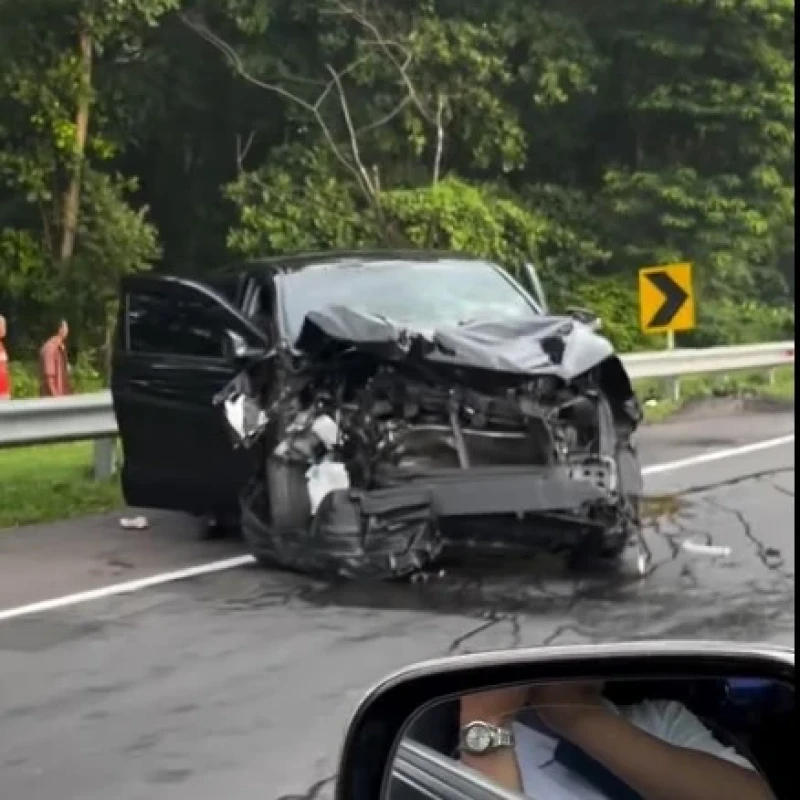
[
  {"left": 0, "top": 314, "right": 10, "bottom": 400},
  {"left": 39, "top": 319, "right": 73, "bottom": 397}
]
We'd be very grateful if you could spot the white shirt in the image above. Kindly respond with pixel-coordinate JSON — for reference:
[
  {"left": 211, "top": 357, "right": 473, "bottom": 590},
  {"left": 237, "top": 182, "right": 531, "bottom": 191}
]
[{"left": 512, "top": 700, "right": 755, "bottom": 800}]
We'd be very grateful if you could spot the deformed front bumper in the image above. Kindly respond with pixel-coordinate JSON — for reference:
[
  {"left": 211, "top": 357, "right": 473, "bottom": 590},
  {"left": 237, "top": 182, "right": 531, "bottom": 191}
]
[{"left": 242, "top": 461, "right": 623, "bottom": 579}]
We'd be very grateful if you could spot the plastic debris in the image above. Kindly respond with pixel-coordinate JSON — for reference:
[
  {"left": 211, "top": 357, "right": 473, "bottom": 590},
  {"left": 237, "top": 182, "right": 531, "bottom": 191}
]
[
  {"left": 682, "top": 540, "right": 732, "bottom": 558},
  {"left": 305, "top": 460, "right": 350, "bottom": 513},
  {"left": 120, "top": 516, "right": 149, "bottom": 530},
  {"left": 311, "top": 414, "right": 340, "bottom": 450}
]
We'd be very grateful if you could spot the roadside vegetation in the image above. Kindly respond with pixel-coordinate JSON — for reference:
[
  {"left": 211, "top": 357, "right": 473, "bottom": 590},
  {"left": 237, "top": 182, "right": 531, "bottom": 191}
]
[
  {"left": 634, "top": 366, "right": 795, "bottom": 424},
  {"left": 0, "top": 0, "right": 794, "bottom": 371},
  {"left": 0, "top": 441, "right": 123, "bottom": 528}
]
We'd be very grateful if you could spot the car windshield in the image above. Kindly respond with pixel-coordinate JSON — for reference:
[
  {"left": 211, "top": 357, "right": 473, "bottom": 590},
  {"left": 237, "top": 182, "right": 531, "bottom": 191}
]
[{"left": 278, "top": 258, "right": 539, "bottom": 343}]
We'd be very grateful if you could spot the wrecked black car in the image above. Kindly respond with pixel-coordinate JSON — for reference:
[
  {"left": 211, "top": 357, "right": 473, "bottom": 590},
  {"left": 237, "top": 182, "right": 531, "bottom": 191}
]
[{"left": 111, "top": 251, "right": 644, "bottom": 579}]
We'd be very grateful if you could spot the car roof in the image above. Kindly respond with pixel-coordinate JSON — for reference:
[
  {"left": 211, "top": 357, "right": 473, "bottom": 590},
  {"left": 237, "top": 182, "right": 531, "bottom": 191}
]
[{"left": 221, "top": 249, "right": 494, "bottom": 277}]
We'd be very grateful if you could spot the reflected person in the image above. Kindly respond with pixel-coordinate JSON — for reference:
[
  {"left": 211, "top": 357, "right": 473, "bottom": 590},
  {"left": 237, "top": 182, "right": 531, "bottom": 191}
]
[{"left": 457, "top": 681, "right": 773, "bottom": 800}]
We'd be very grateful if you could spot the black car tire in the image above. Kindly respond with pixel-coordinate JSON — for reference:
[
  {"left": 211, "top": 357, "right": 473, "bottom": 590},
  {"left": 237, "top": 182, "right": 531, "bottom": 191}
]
[
  {"left": 266, "top": 456, "right": 312, "bottom": 531},
  {"left": 239, "top": 479, "right": 278, "bottom": 567},
  {"left": 201, "top": 512, "right": 242, "bottom": 540},
  {"left": 569, "top": 426, "right": 644, "bottom": 574},
  {"left": 240, "top": 463, "right": 311, "bottom": 570}
]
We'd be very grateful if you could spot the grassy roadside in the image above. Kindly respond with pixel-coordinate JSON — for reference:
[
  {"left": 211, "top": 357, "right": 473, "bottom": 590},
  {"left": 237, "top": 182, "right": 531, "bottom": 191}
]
[
  {"left": 634, "top": 365, "right": 794, "bottom": 423},
  {"left": 0, "top": 366, "right": 793, "bottom": 529},
  {"left": 0, "top": 441, "right": 123, "bottom": 529}
]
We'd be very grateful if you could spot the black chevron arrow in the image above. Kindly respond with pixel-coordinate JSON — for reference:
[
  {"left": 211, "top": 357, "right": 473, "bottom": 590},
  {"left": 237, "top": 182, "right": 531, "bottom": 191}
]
[{"left": 647, "top": 271, "right": 689, "bottom": 328}]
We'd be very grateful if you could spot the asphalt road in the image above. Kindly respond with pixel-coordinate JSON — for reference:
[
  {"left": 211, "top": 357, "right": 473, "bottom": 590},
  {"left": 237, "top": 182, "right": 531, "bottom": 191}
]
[{"left": 0, "top": 406, "right": 794, "bottom": 800}]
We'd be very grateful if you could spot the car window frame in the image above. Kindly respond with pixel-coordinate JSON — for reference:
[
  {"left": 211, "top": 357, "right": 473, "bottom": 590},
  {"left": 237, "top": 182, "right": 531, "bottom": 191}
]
[
  {"left": 118, "top": 275, "right": 269, "bottom": 363},
  {"left": 123, "top": 290, "right": 230, "bottom": 361}
]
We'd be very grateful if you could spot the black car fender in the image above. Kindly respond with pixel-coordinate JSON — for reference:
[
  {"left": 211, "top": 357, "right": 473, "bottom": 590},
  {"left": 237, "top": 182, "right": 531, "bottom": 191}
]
[{"left": 596, "top": 355, "right": 642, "bottom": 427}]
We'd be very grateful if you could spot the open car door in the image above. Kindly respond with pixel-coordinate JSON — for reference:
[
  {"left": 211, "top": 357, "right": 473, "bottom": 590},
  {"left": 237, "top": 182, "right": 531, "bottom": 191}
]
[{"left": 111, "top": 274, "right": 271, "bottom": 517}]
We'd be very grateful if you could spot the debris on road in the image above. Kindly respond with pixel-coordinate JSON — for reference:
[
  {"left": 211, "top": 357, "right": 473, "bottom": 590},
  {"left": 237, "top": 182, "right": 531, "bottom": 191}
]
[
  {"left": 681, "top": 539, "right": 732, "bottom": 558},
  {"left": 119, "top": 516, "right": 149, "bottom": 530}
]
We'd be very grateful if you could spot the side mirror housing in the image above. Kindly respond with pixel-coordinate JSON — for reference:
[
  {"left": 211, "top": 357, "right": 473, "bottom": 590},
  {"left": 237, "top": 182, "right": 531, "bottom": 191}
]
[
  {"left": 222, "top": 329, "right": 268, "bottom": 362},
  {"left": 334, "top": 641, "right": 794, "bottom": 800},
  {"left": 566, "top": 306, "right": 603, "bottom": 331}
]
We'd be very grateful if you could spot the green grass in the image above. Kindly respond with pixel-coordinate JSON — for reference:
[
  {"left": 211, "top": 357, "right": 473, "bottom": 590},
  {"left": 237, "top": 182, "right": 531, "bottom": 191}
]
[
  {"left": 0, "top": 367, "right": 793, "bottom": 528},
  {"left": 0, "top": 441, "right": 123, "bottom": 529},
  {"left": 637, "top": 365, "right": 794, "bottom": 423}
]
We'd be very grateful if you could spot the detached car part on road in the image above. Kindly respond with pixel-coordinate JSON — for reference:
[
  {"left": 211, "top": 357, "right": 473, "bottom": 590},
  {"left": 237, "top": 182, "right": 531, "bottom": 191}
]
[{"left": 111, "top": 251, "right": 645, "bottom": 579}]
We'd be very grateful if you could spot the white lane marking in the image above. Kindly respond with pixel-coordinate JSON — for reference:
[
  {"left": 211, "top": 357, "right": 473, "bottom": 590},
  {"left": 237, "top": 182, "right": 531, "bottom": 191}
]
[
  {"left": 0, "top": 434, "right": 794, "bottom": 623},
  {"left": 0, "top": 556, "right": 256, "bottom": 622},
  {"left": 641, "top": 434, "right": 794, "bottom": 476}
]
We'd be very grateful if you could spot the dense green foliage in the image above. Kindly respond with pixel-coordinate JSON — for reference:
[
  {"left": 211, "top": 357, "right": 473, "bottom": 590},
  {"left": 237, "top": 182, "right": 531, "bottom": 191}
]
[{"left": 0, "top": 0, "right": 794, "bottom": 364}]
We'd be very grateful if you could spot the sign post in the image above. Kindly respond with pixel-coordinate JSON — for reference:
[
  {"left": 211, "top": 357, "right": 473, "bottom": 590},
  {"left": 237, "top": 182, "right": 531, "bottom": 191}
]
[{"left": 639, "top": 263, "right": 696, "bottom": 400}]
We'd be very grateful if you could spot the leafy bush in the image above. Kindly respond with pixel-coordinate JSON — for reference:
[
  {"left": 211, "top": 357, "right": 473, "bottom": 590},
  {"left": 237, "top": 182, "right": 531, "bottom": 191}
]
[
  {"left": 685, "top": 300, "right": 795, "bottom": 348},
  {"left": 568, "top": 276, "right": 657, "bottom": 353},
  {"left": 8, "top": 359, "right": 105, "bottom": 399}
]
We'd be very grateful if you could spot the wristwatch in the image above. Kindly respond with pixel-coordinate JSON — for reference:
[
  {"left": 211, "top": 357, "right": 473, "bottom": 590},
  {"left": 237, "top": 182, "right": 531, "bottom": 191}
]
[{"left": 458, "top": 720, "right": 515, "bottom": 755}]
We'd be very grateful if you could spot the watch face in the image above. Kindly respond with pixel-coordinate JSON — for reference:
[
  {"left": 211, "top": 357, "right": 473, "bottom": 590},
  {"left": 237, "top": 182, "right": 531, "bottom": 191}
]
[{"left": 464, "top": 722, "right": 493, "bottom": 753}]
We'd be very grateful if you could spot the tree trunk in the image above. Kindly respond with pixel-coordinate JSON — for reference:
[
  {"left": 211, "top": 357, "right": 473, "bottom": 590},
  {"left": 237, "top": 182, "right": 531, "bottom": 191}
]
[{"left": 60, "top": 25, "right": 93, "bottom": 263}]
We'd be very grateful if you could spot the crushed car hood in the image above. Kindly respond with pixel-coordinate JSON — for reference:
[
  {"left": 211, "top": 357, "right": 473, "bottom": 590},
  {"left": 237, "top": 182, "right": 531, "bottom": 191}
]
[{"left": 294, "top": 305, "right": 615, "bottom": 381}]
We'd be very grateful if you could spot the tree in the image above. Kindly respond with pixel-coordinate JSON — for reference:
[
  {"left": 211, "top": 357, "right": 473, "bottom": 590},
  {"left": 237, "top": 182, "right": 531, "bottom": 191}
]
[
  {"left": 587, "top": 0, "right": 795, "bottom": 301},
  {"left": 0, "top": 0, "right": 793, "bottom": 357},
  {"left": 0, "top": 0, "right": 175, "bottom": 356}
]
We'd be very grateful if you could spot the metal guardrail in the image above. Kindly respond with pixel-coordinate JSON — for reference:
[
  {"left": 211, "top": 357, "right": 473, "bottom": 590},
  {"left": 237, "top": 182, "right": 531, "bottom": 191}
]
[
  {"left": 0, "top": 341, "right": 794, "bottom": 480},
  {"left": 622, "top": 341, "right": 795, "bottom": 380},
  {"left": 0, "top": 390, "right": 118, "bottom": 479},
  {"left": 0, "top": 391, "right": 116, "bottom": 448}
]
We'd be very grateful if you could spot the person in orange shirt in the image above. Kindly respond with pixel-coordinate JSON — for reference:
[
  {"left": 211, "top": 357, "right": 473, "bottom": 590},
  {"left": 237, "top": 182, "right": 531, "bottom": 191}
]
[
  {"left": 0, "top": 314, "right": 10, "bottom": 400},
  {"left": 39, "top": 319, "right": 73, "bottom": 397}
]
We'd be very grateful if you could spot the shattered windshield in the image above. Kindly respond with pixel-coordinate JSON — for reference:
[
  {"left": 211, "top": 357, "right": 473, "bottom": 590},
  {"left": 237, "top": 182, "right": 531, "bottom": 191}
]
[{"left": 278, "top": 258, "right": 539, "bottom": 343}]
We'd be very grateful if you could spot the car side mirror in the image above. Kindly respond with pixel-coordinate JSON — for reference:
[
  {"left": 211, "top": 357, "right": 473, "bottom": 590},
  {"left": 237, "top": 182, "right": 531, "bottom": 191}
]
[
  {"left": 566, "top": 306, "right": 602, "bottom": 331},
  {"left": 222, "top": 329, "right": 268, "bottom": 362},
  {"left": 334, "top": 642, "right": 794, "bottom": 800}
]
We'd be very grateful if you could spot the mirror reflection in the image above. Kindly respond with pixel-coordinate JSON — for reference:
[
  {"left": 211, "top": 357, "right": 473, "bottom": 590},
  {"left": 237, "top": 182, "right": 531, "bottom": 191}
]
[{"left": 389, "top": 675, "right": 793, "bottom": 800}]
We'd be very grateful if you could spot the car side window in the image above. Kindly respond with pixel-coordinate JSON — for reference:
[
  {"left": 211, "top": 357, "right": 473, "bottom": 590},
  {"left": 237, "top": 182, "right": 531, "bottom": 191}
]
[{"left": 126, "top": 290, "right": 227, "bottom": 358}]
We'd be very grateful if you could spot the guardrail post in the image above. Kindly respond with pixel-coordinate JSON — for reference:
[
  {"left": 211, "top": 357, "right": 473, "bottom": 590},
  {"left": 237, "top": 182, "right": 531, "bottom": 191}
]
[
  {"left": 93, "top": 436, "right": 117, "bottom": 481},
  {"left": 665, "top": 331, "right": 681, "bottom": 402}
]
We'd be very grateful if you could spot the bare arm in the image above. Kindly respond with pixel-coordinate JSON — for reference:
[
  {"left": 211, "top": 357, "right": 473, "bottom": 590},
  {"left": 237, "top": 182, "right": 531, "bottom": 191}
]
[
  {"left": 458, "top": 689, "right": 526, "bottom": 793},
  {"left": 552, "top": 706, "right": 773, "bottom": 800}
]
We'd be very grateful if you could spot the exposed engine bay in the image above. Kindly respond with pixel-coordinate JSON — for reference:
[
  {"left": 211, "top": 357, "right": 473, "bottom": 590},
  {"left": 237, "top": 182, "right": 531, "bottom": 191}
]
[{"left": 217, "top": 306, "right": 645, "bottom": 580}]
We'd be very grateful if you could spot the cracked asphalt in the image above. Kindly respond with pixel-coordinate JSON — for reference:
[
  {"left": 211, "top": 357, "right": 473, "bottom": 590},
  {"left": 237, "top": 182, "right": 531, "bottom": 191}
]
[{"left": 0, "top": 407, "right": 794, "bottom": 800}]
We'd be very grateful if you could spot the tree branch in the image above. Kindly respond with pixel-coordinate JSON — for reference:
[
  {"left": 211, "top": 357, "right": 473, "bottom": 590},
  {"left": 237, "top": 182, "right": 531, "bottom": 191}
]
[
  {"left": 324, "top": 0, "right": 436, "bottom": 123},
  {"left": 235, "top": 131, "right": 256, "bottom": 172},
  {"left": 324, "top": 0, "right": 451, "bottom": 182},
  {"left": 179, "top": 11, "right": 377, "bottom": 202},
  {"left": 324, "top": 63, "right": 376, "bottom": 196},
  {"left": 432, "top": 93, "right": 445, "bottom": 184},
  {"left": 181, "top": 3, "right": 449, "bottom": 198},
  {"left": 355, "top": 95, "right": 411, "bottom": 135}
]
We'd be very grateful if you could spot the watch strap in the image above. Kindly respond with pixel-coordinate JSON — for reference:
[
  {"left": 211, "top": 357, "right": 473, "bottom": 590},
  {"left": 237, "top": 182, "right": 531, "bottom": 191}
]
[{"left": 459, "top": 720, "right": 516, "bottom": 755}]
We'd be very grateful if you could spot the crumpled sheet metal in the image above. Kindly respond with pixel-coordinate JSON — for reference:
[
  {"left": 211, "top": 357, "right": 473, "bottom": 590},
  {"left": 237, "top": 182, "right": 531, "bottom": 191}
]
[
  {"left": 294, "top": 305, "right": 615, "bottom": 381},
  {"left": 240, "top": 479, "right": 443, "bottom": 580},
  {"left": 240, "top": 463, "right": 619, "bottom": 580}
]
